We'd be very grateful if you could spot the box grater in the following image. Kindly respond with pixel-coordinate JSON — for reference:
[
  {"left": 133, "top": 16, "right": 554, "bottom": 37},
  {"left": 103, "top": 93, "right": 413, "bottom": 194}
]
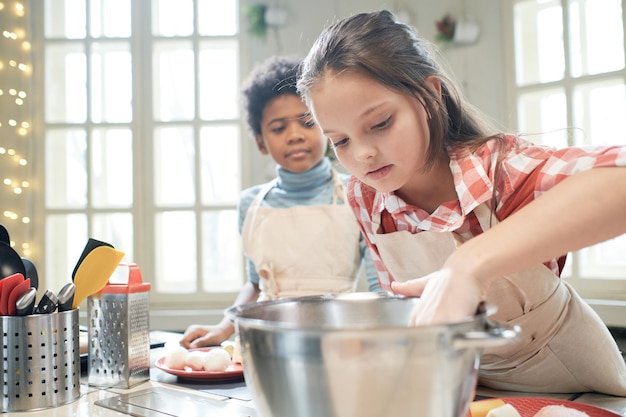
[
  {"left": 87, "top": 263, "right": 151, "bottom": 388},
  {"left": 1, "top": 309, "right": 80, "bottom": 412}
]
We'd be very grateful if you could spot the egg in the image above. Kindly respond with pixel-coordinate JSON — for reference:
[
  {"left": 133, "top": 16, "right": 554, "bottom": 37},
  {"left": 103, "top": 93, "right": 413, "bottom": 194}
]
[
  {"left": 164, "top": 345, "right": 188, "bottom": 370},
  {"left": 185, "top": 350, "right": 207, "bottom": 371},
  {"left": 202, "top": 348, "right": 232, "bottom": 371},
  {"left": 533, "top": 405, "right": 589, "bottom": 417},
  {"left": 486, "top": 404, "right": 522, "bottom": 417}
]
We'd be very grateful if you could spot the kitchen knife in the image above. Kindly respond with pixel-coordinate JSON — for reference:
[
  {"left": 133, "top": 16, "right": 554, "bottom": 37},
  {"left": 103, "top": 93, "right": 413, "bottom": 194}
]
[
  {"left": 57, "top": 282, "right": 76, "bottom": 312},
  {"left": 34, "top": 289, "right": 58, "bottom": 314},
  {"left": 15, "top": 287, "right": 36, "bottom": 316}
]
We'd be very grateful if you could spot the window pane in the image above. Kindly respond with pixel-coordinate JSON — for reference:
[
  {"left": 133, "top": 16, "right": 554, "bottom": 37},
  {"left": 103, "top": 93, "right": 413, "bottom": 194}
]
[
  {"left": 153, "top": 41, "right": 195, "bottom": 121},
  {"left": 92, "top": 213, "right": 134, "bottom": 261},
  {"left": 44, "top": 43, "right": 87, "bottom": 123},
  {"left": 200, "top": 125, "right": 239, "bottom": 203},
  {"left": 154, "top": 126, "right": 195, "bottom": 206},
  {"left": 92, "top": 128, "right": 133, "bottom": 207},
  {"left": 45, "top": 129, "right": 87, "bottom": 208},
  {"left": 573, "top": 80, "right": 626, "bottom": 146},
  {"left": 517, "top": 88, "right": 569, "bottom": 147},
  {"left": 199, "top": 40, "right": 239, "bottom": 120},
  {"left": 580, "top": 235, "right": 626, "bottom": 278},
  {"left": 90, "top": 0, "right": 131, "bottom": 38},
  {"left": 91, "top": 42, "right": 132, "bottom": 123},
  {"left": 152, "top": 0, "right": 193, "bottom": 37},
  {"left": 45, "top": 214, "right": 87, "bottom": 294},
  {"left": 514, "top": 0, "right": 565, "bottom": 85},
  {"left": 202, "top": 210, "right": 242, "bottom": 292},
  {"left": 44, "top": 0, "right": 86, "bottom": 39},
  {"left": 198, "top": 0, "right": 238, "bottom": 36},
  {"left": 155, "top": 211, "right": 197, "bottom": 293},
  {"left": 569, "top": 0, "right": 624, "bottom": 77}
]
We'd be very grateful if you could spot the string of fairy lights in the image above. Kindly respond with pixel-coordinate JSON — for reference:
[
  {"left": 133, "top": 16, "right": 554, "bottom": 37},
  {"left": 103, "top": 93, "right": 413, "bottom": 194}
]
[{"left": 0, "top": 1, "right": 32, "bottom": 257}]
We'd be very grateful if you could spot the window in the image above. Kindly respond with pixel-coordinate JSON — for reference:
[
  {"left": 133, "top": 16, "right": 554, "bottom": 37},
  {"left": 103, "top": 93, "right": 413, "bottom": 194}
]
[
  {"left": 32, "top": 0, "right": 244, "bottom": 313},
  {"left": 507, "top": 0, "right": 626, "bottom": 312}
]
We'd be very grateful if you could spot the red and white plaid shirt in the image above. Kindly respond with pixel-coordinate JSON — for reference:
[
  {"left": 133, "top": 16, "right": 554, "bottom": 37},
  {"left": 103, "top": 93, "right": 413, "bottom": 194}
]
[{"left": 348, "top": 135, "right": 626, "bottom": 286}]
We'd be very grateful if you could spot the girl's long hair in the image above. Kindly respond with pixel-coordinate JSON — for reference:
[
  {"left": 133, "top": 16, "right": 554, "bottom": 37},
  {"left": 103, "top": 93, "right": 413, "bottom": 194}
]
[{"left": 297, "top": 10, "right": 503, "bottom": 169}]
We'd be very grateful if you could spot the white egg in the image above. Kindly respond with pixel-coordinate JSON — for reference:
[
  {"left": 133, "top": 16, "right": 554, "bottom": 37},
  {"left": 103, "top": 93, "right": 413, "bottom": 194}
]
[
  {"left": 486, "top": 404, "right": 522, "bottom": 417},
  {"left": 202, "top": 348, "right": 232, "bottom": 371},
  {"left": 185, "top": 350, "right": 207, "bottom": 371},
  {"left": 164, "top": 346, "right": 188, "bottom": 370}
]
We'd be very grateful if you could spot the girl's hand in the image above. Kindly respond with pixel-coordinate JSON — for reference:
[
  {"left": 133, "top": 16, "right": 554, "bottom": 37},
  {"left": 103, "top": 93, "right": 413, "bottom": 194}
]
[{"left": 391, "top": 268, "right": 483, "bottom": 326}]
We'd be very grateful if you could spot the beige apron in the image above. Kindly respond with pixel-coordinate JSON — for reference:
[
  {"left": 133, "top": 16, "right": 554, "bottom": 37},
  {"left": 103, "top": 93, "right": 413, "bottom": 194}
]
[
  {"left": 372, "top": 203, "right": 626, "bottom": 395},
  {"left": 242, "top": 171, "right": 361, "bottom": 301}
]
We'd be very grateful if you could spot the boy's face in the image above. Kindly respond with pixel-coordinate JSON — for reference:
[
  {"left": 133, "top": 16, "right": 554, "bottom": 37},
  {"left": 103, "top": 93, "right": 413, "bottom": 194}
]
[{"left": 256, "top": 94, "right": 327, "bottom": 173}]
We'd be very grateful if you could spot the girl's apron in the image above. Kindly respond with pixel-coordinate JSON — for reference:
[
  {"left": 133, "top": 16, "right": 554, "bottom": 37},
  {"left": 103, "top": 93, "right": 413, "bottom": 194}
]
[
  {"left": 242, "top": 171, "right": 362, "bottom": 301},
  {"left": 372, "top": 203, "right": 626, "bottom": 395}
]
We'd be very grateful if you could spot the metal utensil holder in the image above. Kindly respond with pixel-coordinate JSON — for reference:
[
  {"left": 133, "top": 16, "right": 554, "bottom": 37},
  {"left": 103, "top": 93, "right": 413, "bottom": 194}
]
[
  {"left": 87, "top": 263, "right": 151, "bottom": 388},
  {"left": 1, "top": 309, "right": 80, "bottom": 412}
]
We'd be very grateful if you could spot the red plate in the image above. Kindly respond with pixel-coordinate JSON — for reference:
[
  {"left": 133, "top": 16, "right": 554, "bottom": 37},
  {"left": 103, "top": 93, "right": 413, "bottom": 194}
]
[
  {"left": 467, "top": 397, "right": 621, "bottom": 417},
  {"left": 155, "top": 347, "right": 244, "bottom": 382}
]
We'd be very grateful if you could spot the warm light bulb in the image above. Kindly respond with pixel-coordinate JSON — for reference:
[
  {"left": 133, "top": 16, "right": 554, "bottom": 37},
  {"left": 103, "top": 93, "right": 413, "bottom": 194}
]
[
  {"left": 21, "top": 181, "right": 29, "bottom": 187},
  {"left": 22, "top": 41, "right": 30, "bottom": 51},
  {"left": 21, "top": 217, "right": 30, "bottom": 224},
  {"left": 13, "top": 187, "right": 22, "bottom": 194},
  {"left": 3, "top": 178, "right": 11, "bottom": 185},
  {"left": 17, "top": 127, "right": 28, "bottom": 135},
  {"left": 19, "top": 159, "right": 26, "bottom": 165}
]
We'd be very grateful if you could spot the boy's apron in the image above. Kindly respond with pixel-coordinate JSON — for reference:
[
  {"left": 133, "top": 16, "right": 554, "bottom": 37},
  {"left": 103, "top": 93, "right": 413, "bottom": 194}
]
[
  {"left": 372, "top": 203, "right": 626, "bottom": 395},
  {"left": 242, "top": 171, "right": 362, "bottom": 301}
]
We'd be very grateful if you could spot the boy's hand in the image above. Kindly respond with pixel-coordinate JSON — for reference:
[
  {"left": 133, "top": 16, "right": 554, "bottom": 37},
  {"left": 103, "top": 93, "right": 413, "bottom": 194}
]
[{"left": 180, "top": 324, "right": 233, "bottom": 349}]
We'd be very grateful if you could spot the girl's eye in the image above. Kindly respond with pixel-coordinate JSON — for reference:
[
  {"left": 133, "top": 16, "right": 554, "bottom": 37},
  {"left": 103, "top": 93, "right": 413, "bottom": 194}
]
[
  {"left": 271, "top": 126, "right": 285, "bottom": 134},
  {"left": 373, "top": 116, "right": 391, "bottom": 130},
  {"left": 303, "top": 118, "right": 316, "bottom": 128},
  {"left": 331, "top": 137, "right": 349, "bottom": 148}
]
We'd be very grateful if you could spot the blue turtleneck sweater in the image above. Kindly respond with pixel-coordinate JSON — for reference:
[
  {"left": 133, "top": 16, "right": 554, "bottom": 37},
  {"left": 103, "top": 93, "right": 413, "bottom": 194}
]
[{"left": 238, "top": 157, "right": 380, "bottom": 292}]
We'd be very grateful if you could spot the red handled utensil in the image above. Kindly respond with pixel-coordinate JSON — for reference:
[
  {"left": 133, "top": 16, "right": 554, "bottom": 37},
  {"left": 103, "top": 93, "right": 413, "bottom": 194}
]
[
  {"left": 7, "top": 278, "right": 31, "bottom": 316},
  {"left": 0, "top": 273, "right": 24, "bottom": 315}
]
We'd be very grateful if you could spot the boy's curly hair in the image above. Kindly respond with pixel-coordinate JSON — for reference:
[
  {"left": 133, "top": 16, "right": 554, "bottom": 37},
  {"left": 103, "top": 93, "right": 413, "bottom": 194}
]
[{"left": 241, "top": 55, "right": 302, "bottom": 138}]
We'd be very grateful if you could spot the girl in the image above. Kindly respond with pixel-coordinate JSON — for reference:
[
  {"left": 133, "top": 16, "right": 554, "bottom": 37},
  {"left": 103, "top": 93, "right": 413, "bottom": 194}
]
[
  {"left": 181, "top": 56, "right": 381, "bottom": 349},
  {"left": 297, "top": 10, "right": 626, "bottom": 395}
]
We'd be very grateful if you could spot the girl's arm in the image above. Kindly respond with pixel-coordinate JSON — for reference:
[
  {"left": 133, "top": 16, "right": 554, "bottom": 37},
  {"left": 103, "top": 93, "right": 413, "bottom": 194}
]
[{"left": 392, "top": 167, "right": 626, "bottom": 325}]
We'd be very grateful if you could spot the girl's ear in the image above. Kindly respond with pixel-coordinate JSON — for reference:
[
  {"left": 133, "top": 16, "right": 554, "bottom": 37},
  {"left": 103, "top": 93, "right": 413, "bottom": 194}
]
[
  {"left": 255, "top": 134, "right": 269, "bottom": 154},
  {"left": 426, "top": 75, "right": 442, "bottom": 100}
]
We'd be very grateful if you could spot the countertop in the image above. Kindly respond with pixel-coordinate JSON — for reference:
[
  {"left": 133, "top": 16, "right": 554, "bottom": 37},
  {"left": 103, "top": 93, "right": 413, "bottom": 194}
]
[{"left": 4, "top": 331, "right": 626, "bottom": 417}]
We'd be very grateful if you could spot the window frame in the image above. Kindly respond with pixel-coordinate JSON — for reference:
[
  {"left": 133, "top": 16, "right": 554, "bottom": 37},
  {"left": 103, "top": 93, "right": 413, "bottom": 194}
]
[
  {"left": 29, "top": 0, "right": 254, "bottom": 327},
  {"left": 503, "top": 0, "right": 626, "bottom": 326}
]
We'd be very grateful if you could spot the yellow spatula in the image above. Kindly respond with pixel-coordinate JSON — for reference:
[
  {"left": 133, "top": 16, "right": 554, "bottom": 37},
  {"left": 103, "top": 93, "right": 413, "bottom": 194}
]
[{"left": 72, "top": 246, "right": 125, "bottom": 309}]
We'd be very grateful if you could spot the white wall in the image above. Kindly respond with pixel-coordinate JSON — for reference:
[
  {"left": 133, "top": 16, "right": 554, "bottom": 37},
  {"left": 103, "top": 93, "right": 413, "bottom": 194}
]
[{"left": 239, "top": 0, "right": 509, "bottom": 186}]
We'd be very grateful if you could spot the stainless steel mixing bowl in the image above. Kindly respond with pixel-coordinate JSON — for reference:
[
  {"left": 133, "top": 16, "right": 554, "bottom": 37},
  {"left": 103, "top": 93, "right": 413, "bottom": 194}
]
[{"left": 226, "top": 293, "right": 518, "bottom": 417}]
